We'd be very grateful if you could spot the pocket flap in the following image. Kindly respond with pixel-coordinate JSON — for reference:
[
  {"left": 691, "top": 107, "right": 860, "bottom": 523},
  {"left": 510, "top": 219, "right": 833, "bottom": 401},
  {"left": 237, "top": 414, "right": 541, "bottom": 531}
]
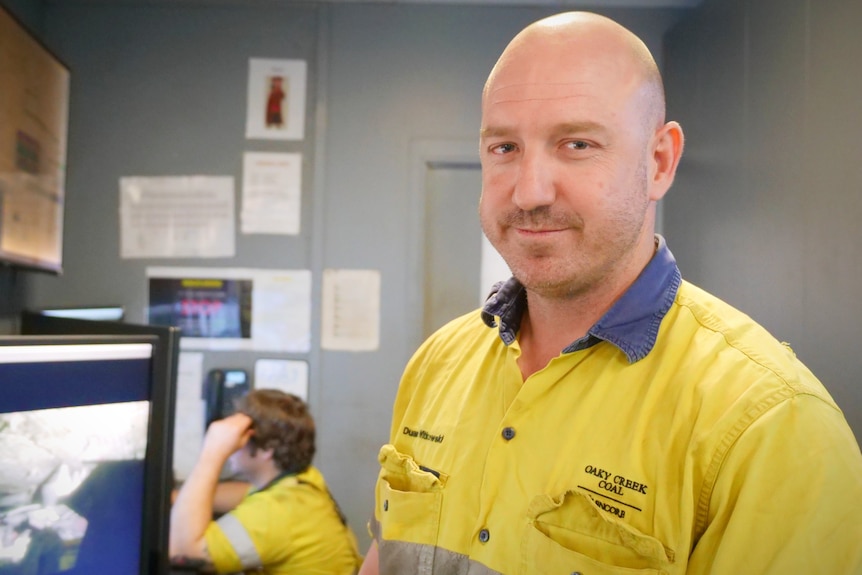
[
  {"left": 528, "top": 489, "right": 673, "bottom": 565},
  {"left": 378, "top": 444, "right": 446, "bottom": 492}
]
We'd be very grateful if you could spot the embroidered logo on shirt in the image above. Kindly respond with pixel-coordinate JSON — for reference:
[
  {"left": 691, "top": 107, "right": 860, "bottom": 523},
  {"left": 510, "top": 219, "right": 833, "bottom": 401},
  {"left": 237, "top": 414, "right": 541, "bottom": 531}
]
[
  {"left": 402, "top": 426, "right": 444, "bottom": 443},
  {"left": 578, "top": 464, "right": 650, "bottom": 519}
]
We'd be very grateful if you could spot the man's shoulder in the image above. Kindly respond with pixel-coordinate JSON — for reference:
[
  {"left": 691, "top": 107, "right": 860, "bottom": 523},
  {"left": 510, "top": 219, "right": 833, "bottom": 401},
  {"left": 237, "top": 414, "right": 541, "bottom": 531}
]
[
  {"left": 428, "top": 307, "right": 488, "bottom": 338},
  {"left": 417, "top": 308, "right": 494, "bottom": 352},
  {"left": 403, "top": 308, "right": 499, "bottom": 377},
  {"left": 227, "top": 472, "right": 323, "bottom": 524},
  {"left": 670, "top": 280, "right": 831, "bottom": 402}
]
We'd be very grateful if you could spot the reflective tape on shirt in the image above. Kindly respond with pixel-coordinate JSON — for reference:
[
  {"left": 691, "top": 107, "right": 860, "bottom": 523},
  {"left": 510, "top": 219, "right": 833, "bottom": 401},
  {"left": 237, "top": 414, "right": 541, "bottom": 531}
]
[{"left": 215, "top": 512, "right": 262, "bottom": 569}]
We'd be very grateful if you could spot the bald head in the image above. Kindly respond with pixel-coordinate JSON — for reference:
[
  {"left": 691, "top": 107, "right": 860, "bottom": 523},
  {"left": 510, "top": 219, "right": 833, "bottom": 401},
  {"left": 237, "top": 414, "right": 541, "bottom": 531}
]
[
  {"left": 484, "top": 12, "right": 666, "bottom": 133},
  {"left": 478, "top": 12, "right": 685, "bottom": 302}
]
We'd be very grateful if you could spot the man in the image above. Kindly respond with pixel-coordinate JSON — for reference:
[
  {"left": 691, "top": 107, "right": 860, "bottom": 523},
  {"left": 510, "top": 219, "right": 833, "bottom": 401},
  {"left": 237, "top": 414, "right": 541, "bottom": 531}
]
[
  {"left": 359, "top": 11, "right": 862, "bottom": 575},
  {"left": 171, "top": 389, "right": 362, "bottom": 574}
]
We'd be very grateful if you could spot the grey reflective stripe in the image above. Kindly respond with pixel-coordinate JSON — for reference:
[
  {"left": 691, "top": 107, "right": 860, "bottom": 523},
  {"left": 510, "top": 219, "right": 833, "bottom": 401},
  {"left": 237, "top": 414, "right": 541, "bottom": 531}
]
[
  {"left": 377, "top": 539, "right": 503, "bottom": 575},
  {"left": 215, "top": 512, "right": 262, "bottom": 569}
]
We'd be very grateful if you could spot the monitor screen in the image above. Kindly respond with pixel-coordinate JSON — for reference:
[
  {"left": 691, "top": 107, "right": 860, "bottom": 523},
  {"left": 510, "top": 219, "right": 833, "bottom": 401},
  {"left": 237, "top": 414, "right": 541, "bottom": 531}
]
[
  {"left": 0, "top": 335, "right": 165, "bottom": 574},
  {"left": 17, "top": 313, "right": 180, "bottom": 575}
]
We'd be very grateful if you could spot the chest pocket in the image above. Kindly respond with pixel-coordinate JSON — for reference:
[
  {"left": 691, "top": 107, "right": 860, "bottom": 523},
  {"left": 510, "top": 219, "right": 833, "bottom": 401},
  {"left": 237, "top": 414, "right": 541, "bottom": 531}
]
[
  {"left": 376, "top": 444, "right": 447, "bottom": 548},
  {"left": 521, "top": 489, "right": 674, "bottom": 575}
]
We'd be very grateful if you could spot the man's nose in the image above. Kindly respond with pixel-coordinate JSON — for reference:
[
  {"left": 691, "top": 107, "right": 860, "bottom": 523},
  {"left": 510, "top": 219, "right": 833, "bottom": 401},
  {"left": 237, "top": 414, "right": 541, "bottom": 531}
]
[{"left": 511, "top": 150, "right": 556, "bottom": 211}]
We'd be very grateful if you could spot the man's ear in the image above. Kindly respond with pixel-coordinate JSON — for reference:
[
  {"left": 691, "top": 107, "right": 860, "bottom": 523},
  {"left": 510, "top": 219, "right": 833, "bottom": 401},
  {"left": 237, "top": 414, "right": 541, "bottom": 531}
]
[
  {"left": 258, "top": 446, "right": 275, "bottom": 461},
  {"left": 648, "top": 120, "right": 685, "bottom": 202},
  {"left": 249, "top": 439, "right": 274, "bottom": 461}
]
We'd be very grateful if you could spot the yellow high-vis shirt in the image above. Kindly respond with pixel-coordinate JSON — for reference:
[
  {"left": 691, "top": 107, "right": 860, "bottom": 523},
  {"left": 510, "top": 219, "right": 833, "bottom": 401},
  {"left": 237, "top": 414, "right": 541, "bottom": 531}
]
[
  {"left": 372, "top": 239, "right": 862, "bottom": 575},
  {"left": 206, "top": 466, "right": 361, "bottom": 575}
]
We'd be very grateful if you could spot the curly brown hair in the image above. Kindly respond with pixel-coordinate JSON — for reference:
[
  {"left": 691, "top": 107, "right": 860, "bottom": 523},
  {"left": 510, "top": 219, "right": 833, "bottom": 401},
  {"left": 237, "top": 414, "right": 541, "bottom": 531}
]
[{"left": 234, "top": 389, "right": 315, "bottom": 474}]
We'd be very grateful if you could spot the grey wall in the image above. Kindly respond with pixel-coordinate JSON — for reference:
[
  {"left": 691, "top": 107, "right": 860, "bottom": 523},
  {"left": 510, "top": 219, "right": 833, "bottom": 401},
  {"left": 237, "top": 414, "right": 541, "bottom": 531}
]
[
  {"left": 0, "top": 0, "right": 686, "bottom": 551},
  {"left": 0, "top": 0, "right": 40, "bottom": 30},
  {"left": 663, "top": 0, "right": 862, "bottom": 441}
]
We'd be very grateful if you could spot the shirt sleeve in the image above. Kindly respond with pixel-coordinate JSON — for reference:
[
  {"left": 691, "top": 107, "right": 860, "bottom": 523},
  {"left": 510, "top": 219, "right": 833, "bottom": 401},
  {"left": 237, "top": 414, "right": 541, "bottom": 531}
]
[
  {"left": 204, "top": 491, "right": 282, "bottom": 573},
  {"left": 687, "top": 393, "right": 862, "bottom": 573},
  {"left": 204, "top": 517, "right": 249, "bottom": 574}
]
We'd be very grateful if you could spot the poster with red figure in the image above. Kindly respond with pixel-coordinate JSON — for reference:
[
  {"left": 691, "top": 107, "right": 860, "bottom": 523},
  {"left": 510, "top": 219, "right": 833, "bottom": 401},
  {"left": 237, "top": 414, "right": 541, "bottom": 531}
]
[{"left": 245, "top": 58, "right": 307, "bottom": 141}]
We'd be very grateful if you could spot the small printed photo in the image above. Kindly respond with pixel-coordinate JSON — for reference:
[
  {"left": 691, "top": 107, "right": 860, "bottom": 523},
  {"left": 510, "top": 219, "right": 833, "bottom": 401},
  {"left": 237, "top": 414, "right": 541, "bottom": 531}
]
[{"left": 246, "top": 58, "right": 306, "bottom": 141}]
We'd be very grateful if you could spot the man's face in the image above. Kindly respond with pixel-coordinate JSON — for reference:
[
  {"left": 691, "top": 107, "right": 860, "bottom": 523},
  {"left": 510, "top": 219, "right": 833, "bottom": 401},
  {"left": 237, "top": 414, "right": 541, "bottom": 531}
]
[
  {"left": 227, "top": 443, "right": 258, "bottom": 480},
  {"left": 479, "top": 35, "right": 657, "bottom": 299}
]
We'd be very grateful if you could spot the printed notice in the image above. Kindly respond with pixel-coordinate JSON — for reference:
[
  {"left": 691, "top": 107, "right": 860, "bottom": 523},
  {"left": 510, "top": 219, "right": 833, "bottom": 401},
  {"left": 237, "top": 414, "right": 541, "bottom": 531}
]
[
  {"left": 120, "top": 176, "right": 235, "bottom": 258},
  {"left": 172, "top": 351, "right": 205, "bottom": 481},
  {"left": 241, "top": 152, "right": 301, "bottom": 235},
  {"left": 254, "top": 359, "right": 308, "bottom": 401},
  {"left": 321, "top": 268, "right": 381, "bottom": 352}
]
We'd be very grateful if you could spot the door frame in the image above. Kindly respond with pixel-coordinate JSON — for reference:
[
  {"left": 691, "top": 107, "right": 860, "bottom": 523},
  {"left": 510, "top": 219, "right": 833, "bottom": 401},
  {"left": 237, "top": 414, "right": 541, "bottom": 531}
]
[{"left": 407, "top": 139, "right": 480, "bottom": 351}]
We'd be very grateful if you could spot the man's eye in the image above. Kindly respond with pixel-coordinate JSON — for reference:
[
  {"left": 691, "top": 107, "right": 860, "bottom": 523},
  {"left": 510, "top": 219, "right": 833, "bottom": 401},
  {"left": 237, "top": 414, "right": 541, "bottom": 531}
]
[
  {"left": 491, "top": 143, "right": 517, "bottom": 154},
  {"left": 566, "top": 140, "right": 590, "bottom": 150}
]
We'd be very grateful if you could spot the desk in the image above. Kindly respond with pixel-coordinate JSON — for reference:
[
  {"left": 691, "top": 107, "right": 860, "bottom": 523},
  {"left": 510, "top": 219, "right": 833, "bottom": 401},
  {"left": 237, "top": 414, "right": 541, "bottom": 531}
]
[{"left": 169, "top": 559, "right": 216, "bottom": 574}]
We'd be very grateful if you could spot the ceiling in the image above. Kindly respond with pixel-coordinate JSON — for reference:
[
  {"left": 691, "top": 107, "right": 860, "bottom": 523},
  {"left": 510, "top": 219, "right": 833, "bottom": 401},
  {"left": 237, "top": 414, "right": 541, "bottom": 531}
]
[
  {"left": 321, "top": 0, "right": 702, "bottom": 5},
  {"left": 266, "top": 0, "right": 704, "bottom": 5},
  {"left": 107, "top": 0, "right": 704, "bottom": 6}
]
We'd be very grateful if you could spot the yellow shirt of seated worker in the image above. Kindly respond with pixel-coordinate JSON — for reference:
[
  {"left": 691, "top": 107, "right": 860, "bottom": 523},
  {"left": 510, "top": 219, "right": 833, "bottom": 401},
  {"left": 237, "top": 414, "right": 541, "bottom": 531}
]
[{"left": 206, "top": 465, "right": 361, "bottom": 575}]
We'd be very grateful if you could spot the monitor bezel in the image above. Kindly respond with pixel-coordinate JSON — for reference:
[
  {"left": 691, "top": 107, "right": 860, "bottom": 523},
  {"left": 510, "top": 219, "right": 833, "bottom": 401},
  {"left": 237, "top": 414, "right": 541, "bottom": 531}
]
[{"left": 17, "top": 314, "right": 181, "bottom": 575}]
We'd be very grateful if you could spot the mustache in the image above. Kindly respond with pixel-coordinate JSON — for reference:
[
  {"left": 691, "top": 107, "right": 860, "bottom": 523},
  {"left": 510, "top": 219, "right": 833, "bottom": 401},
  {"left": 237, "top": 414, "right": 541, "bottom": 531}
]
[{"left": 500, "top": 206, "right": 583, "bottom": 229}]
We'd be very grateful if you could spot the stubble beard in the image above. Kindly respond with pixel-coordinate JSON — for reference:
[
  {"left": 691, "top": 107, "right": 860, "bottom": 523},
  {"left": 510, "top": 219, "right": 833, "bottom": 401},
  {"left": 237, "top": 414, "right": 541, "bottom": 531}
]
[
  {"left": 482, "top": 173, "right": 651, "bottom": 301},
  {"left": 482, "top": 206, "right": 589, "bottom": 299}
]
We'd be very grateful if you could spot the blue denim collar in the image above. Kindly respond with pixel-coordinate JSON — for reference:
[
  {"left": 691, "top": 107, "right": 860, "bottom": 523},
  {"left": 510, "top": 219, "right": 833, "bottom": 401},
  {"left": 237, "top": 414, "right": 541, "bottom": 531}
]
[{"left": 481, "top": 235, "right": 681, "bottom": 363}]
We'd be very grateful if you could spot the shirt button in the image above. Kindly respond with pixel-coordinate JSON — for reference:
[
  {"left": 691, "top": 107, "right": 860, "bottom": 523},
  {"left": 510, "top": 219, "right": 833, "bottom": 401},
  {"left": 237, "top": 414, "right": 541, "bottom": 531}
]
[
  {"left": 383, "top": 499, "right": 389, "bottom": 511},
  {"left": 502, "top": 426, "right": 516, "bottom": 440},
  {"left": 478, "top": 528, "right": 490, "bottom": 543}
]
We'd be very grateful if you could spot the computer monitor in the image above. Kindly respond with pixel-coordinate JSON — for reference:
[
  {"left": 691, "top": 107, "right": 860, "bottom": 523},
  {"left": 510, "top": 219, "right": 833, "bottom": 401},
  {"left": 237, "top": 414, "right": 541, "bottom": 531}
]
[
  {"left": 0, "top": 334, "right": 173, "bottom": 575},
  {"left": 17, "top": 312, "right": 181, "bottom": 575}
]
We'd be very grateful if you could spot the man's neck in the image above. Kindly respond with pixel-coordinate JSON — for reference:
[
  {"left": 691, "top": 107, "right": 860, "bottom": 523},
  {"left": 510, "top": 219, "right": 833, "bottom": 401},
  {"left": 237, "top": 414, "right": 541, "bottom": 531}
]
[
  {"left": 249, "top": 465, "right": 284, "bottom": 491},
  {"left": 516, "top": 238, "right": 657, "bottom": 379},
  {"left": 516, "top": 291, "right": 609, "bottom": 379}
]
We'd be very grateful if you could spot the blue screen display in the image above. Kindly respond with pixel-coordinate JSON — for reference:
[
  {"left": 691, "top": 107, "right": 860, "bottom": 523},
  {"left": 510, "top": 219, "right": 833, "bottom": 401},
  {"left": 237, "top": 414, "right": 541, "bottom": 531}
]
[
  {"left": 0, "top": 357, "right": 151, "bottom": 413},
  {"left": 0, "top": 346, "right": 153, "bottom": 575}
]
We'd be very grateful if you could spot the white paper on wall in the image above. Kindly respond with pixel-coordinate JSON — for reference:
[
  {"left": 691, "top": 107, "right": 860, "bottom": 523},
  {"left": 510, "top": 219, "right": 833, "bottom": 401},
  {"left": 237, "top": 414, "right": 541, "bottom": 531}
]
[
  {"left": 172, "top": 351, "right": 205, "bottom": 481},
  {"left": 321, "top": 269, "right": 381, "bottom": 352},
  {"left": 119, "top": 176, "right": 235, "bottom": 259},
  {"left": 254, "top": 359, "right": 308, "bottom": 401},
  {"left": 241, "top": 152, "right": 302, "bottom": 235}
]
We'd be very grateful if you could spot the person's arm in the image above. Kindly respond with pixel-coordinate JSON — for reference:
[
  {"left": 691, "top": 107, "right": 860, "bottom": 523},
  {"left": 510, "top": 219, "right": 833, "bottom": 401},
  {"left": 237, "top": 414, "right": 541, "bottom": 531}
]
[
  {"left": 169, "top": 413, "right": 254, "bottom": 561},
  {"left": 357, "top": 540, "right": 378, "bottom": 575},
  {"left": 686, "top": 396, "right": 862, "bottom": 573},
  {"left": 173, "top": 481, "right": 250, "bottom": 515}
]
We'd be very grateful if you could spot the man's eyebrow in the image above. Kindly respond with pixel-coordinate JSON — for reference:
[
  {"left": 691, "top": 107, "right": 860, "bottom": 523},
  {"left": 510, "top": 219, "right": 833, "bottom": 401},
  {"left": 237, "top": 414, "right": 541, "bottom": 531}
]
[
  {"left": 479, "top": 126, "right": 513, "bottom": 139},
  {"left": 549, "top": 121, "right": 608, "bottom": 138},
  {"left": 480, "top": 121, "right": 608, "bottom": 140}
]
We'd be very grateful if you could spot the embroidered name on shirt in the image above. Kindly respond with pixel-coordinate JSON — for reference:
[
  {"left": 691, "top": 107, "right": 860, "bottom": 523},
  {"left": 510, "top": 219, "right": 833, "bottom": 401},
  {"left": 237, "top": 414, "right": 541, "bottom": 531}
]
[
  {"left": 403, "top": 426, "right": 444, "bottom": 443},
  {"left": 580, "top": 464, "right": 650, "bottom": 518}
]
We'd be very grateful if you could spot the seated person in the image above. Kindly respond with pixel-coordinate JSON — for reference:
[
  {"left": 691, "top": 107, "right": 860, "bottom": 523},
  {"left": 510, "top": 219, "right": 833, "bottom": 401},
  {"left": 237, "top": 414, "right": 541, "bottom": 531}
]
[{"left": 170, "top": 389, "right": 362, "bottom": 574}]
